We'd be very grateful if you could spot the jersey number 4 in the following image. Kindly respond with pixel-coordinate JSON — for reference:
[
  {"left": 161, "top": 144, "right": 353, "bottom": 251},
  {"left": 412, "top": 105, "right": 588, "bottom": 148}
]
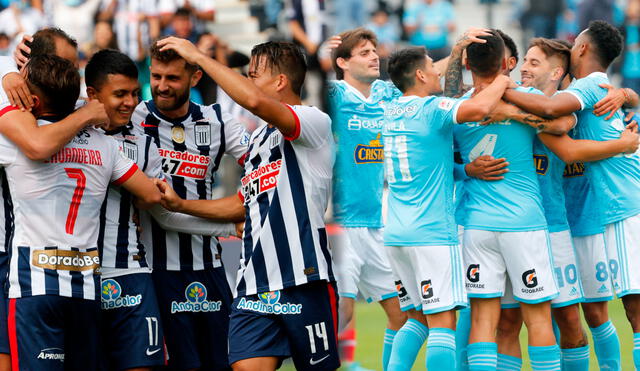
[{"left": 65, "top": 168, "right": 86, "bottom": 235}]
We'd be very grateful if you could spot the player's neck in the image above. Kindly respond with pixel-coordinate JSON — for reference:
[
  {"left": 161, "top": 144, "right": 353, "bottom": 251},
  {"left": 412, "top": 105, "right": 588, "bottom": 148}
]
[
  {"left": 573, "top": 59, "right": 606, "bottom": 79},
  {"left": 158, "top": 101, "right": 190, "bottom": 119},
  {"left": 403, "top": 83, "right": 429, "bottom": 98},
  {"left": 343, "top": 75, "right": 372, "bottom": 98},
  {"left": 471, "top": 74, "right": 499, "bottom": 92}
]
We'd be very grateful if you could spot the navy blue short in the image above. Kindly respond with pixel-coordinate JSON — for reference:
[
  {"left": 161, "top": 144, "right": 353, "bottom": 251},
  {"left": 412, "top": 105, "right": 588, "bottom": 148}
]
[
  {"left": 0, "top": 252, "right": 9, "bottom": 354},
  {"left": 228, "top": 280, "right": 340, "bottom": 370},
  {"left": 8, "top": 295, "right": 100, "bottom": 371},
  {"left": 100, "top": 273, "right": 165, "bottom": 370},
  {"left": 152, "top": 267, "right": 232, "bottom": 370}
]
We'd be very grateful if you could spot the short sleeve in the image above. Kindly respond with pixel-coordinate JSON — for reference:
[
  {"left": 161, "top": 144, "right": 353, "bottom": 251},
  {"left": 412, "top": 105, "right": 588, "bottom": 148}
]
[
  {"left": 221, "top": 111, "right": 250, "bottom": 161},
  {"left": 0, "top": 56, "right": 18, "bottom": 84},
  {"left": 431, "top": 97, "right": 461, "bottom": 126},
  {"left": 283, "top": 105, "right": 331, "bottom": 148},
  {"left": 0, "top": 105, "right": 19, "bottom": 166},
  {"left": 562, "top": 76, "right": 600, "bottom": 111},
  {"left": 108, "top": 137, "right": 138, "bottom": 185}
]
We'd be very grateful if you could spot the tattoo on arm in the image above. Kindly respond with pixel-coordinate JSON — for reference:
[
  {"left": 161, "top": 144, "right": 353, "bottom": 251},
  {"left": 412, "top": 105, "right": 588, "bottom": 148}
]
[{"left": 444, "top": 46, "right": 465, "bottom": 98}]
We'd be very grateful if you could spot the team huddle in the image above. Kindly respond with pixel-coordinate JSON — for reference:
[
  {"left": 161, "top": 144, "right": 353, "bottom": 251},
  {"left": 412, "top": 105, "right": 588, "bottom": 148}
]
[{"left": 0, "top": 15, "right": 634, "bottom": 371}]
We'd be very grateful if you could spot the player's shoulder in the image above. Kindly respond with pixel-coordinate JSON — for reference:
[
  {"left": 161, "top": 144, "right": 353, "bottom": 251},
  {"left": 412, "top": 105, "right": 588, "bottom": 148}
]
[
  {"left": 515, "top": 86, "right": 544, "bottom": 95},
  {"left": 571, "top": 72, "right": 608, "bottom": 89},
  {"left": 289, "top": 104, "right": 330, "bottom": 124},
  {"left": 327, "top": 79, "right": 347, "bottom": 98}
]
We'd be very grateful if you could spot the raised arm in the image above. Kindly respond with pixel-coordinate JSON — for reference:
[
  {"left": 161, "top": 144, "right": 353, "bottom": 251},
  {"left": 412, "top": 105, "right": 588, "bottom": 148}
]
[
  {"left": 443, "top": 28, "right": 491, "bottom": 98},
  {"left": 0, "top": 100, "right": 108, "bottom": 161},
  {"left": 480, "top": 101, "right": 576, "bottom": 135},
  {"left": 502, "top": 89, "right": 582, "bottom": 118},
  {"left": 157, "top": 37, "right": 298, "bottom": 138},
  {"left": 455, "top": 74, "right": 511, "bottom": 123},
  {"left": 538, "top": 125, "right": 639, "bottom": 164}
]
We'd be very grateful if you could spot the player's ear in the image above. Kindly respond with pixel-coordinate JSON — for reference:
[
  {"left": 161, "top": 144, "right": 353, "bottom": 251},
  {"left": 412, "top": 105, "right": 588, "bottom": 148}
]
[
  {"left": 190, "top": 69, "right": 203, "bottom": 88},
  {"left": 31, "top": 95, "right": 40, "bottom": 110},
  {"left": 336, "top": 57, "right": 348, "bottom": 71},
  {"left": 86, "top": 86, "right": 97, "bottom": 100},
  {"left": 415, "top": 68, "right": 425, "bottom": 84},
  {"left": 275, "top": 73, "right": 288, "bottom": 93},
  {"left": 551, "top": 66, "right": 563, "bottom": 82}
]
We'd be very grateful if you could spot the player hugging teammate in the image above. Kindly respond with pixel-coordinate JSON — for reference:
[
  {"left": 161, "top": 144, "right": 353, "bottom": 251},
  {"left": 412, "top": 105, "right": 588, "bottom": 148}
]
[{"left": 0, "top": 17, "right": 636, "bottom": 371}]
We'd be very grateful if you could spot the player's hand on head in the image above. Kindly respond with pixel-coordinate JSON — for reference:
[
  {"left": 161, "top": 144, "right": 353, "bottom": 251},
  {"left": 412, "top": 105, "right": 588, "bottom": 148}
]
[
  {"left": 594, "top": 83, "right": 626, "bottom": 120},
  {"left": 465, "top": 155, "right": 509, "bottom": 181},
  {"left": 79, "top": 99, "right": 109, "bottom": 128},
  {"left": 13, "top": 34, "right": 32, "bottom": 69},
  {"left": 456, "top": 28, "right": 491, "bottom": 48},
  {"left": 2, "top": 72, "right": 33, "bottom": 111},
  {"left": 318, "top": 35, "right": 342, "bottom": 59},
  {"left": 157, "top": 37, "right": 204, "bottom": 65}
]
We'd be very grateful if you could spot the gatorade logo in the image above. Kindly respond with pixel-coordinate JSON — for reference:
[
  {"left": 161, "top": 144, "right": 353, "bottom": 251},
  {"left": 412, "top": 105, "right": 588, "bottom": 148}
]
[
  {"left": 420, "top": 280, "right": 434, "bottom": 299},
  {"left": 522, "top": 269, "right": 538, "bottom": 288},
  {"left": 467, "top": 264, "right": 480, "bottom": 282}
]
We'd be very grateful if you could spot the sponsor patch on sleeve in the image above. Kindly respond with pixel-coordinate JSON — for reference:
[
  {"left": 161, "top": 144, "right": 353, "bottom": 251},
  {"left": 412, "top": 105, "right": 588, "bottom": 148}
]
[{"left": 438, "top": 99, "right": 455, "bottom": 111}]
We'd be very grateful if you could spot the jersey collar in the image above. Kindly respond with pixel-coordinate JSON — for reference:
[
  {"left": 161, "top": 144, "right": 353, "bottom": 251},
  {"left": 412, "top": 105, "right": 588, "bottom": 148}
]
[{"left": 146, "top": 100, "right": 196, "bottom": 125}]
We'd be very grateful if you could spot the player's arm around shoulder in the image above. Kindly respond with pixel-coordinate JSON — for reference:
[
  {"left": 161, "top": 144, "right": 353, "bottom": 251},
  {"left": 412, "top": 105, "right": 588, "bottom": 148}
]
[{"left": 456, "top": 74, "right": 511, "bottom": 123}]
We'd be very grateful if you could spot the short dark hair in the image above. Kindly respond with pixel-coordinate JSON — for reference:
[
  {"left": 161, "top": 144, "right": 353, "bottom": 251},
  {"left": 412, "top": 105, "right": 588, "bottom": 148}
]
[
  {"left": 85, "top": 49, "right": 138, "bottom": 90},
  {"left": 466, "top": 30, "right": 505, "bottom": 78},
  {"left": 25, "top": 55, "right": 79, "bottom": 115},
  {"left": 495, "top": 29, "right": 518, "bottom": 64},
  {"left": 174, "top": 6, "right": 191, "bottom": 18},
  {"left": 149, "top": 38, "right": 198, "bottom": 73},
  {"left": 528, "top": 37, "right": 571, "bottom": 74},
  {"left": 388, "top": 47, "right": 427, "bottom": 92},
  {"left": 250, "top": 41, "right": 307, "bottom": 96},
  {"left": 585, "top": 20, "right": 623, "bottom": 68},
  {"left": 332, "top": 28, "right": 377, "bottom": 80},
  {"left": 26, "top": 28, "right": 77, "bottom": 59}
]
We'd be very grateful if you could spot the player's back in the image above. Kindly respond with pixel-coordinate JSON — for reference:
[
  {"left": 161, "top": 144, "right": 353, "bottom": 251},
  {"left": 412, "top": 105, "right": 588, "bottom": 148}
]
[
  {"left": 454, "top": 87, "right": 546, "bottom": 231},
  {"left": 383, "top": 95, "right": 457, "bottom": 246},
  {"left": 3, "top": 118, "right": 135, "bottom": 299}
]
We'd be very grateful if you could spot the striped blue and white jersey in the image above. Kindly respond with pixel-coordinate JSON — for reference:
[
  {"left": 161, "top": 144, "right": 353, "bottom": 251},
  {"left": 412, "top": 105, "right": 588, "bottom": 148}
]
[
  {"left": 0, "top": 109, "right": 137, "bottom": 300},
  {"left": 132, "top": 100, "right": 248, "bottom": 271},
  {"left": 99, "top": 123, "right": 164, "bottom": 278},
  {"left": 236, "top": 105, "right": 335, "bottom": 297}
]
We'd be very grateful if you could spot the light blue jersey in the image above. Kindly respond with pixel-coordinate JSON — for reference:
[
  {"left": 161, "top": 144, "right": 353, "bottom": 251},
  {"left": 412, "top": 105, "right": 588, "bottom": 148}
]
[
  {"left": 454, "top": 86, "right": 547, "bottom": 231},
  {"left": 402, "top": 0, "right": 454, "bottom": 49},
  {"left": 383, "top": 95, "right": 461, "bottom": 246},
  {"left": 329, "top": 79, "right": 400, "bottom": 228},
  {"left": 563, "top": 72, "right": 640, "bottom": 224},
  {"left": 534, "top": 137, "right": 570, "bottom": 233}
]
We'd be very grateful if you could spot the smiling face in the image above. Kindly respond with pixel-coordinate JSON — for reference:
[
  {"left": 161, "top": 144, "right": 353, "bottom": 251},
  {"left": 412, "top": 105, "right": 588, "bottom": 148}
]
[
  {"left": 88, "top": 74, "right": 140, "bottom": 128},
  {"left": 339, "top": 40, "right": 380, "bottom": 83},
  {"left": 150, "top": 58, "right": 195, "bottom": 113},
  {"left": 520, "top": 46, "right": 554, "bottom": 89}
]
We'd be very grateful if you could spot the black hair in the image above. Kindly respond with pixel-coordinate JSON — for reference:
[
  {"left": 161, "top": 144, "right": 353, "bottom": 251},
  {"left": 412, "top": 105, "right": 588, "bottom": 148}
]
[
  {"left": 25, "top": 54, "right": 79, "bottom": 115},
  {"left": 466, "top": 30, "right": 505, "bottom": 77},
  {"left": 585, "top": 20, "right": 623, "bottom": 68},
  {"left": 495, "top": 29, "right": 518, "bottom": 64},
  {"left": 25, "top": 28, "right": 77, "bottom": 59},
  {"left": 250, "top": 41, "right": 307, "bottom": 96},
  {"left": 174, "top": 6, "right": 192, "bottom": 18},
  {"left": 388, "top": 47, "right": 427, "bottom": 92},
  {"left": 85, "top": 49, "right": 138, "bottom": 90}
]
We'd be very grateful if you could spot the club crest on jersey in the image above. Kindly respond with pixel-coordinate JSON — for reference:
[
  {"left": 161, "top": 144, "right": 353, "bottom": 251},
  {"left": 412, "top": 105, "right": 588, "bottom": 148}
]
[
  {"left": 122, "top": 140, "right": 138, "bottom": 163},
  {"left": 33, "top": 249, "right": 100, "bottom": 272},
  {"left": 354, "top": 133, "right": 384, "bottom": 164},
  {"left": 101, "top": 279, "right": 142, "bottom": 310},
  {"left": 236, "top": 290, "right": 303, "bottom": 315},
  {"left": 171, "top": 126, "right": 185, "bottom": 144},
  {"left": 563, "top": 162, "right": 584, "bottom": 178},
  {"left": 194, "top": 122, "right": 211, "bottom": 146},
  {"left": 533, "top": 154, "right": 548, "bottom": 175},
  {"left": 170, "top": 281, "right": 222, "bottom": 313}
]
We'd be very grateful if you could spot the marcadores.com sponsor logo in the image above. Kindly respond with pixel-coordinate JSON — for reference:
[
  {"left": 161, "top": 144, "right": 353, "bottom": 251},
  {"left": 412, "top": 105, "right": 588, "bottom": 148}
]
[
  {"left": 241, "top": 160, "right": 282, "bottom": 202},
  {"left": 171, "top": 281, "right": 222, "bottom": 313},
  {"left": 158, "top": 148, "right": 210, "bottom": 180},
  {"left": 101, "top": 279, "right": 142, "bottom": 310},
  {"left": 237, "top": 290, "right": 302, "bottom": 315}
]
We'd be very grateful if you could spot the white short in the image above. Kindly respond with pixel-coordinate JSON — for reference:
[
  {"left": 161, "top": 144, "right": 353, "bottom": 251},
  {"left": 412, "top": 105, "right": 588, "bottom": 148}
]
[
  {"left": 604, "top": 213, "right": 640, "bottom": 297},
  {"left": 463, "top": 229, "right": 559, "bottom": 304},
  {"left": 387, "top": 245, "right": 468, "bottom": 314},
  {"left": 333, "top": 227, "right": 397, "bottom": 302},
  {"left": 573, "top": 233, "right": 614, "bottom": 302}
]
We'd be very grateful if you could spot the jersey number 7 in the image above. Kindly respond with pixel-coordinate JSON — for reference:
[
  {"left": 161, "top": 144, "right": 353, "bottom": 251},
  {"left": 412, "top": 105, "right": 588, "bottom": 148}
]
[{"left": 65, "top": 168, "right": 86, "bottom": 235}]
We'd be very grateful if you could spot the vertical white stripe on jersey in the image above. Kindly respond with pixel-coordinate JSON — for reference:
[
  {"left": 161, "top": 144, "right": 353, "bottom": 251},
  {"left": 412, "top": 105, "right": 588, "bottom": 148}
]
[
  {"left": 83, "top": 272, "right": 96, "bottom": 300},
  {"left": 7, "top": 247, "right": 17, "bottom": 298},
  {"left": 57, "top": 270, "right": 72, "bottom": 297},
  {"left": 165, "top": 233, "right": 180, "bottom": 271},
  {"left": 275, "top": 163, "right": 307, "bottom": 286},
  {"left": 258, "top": 216, "right": 283, "bottom": 290},
  {"left": 31, "top": 260, "right": 45, "bottom": 296}
]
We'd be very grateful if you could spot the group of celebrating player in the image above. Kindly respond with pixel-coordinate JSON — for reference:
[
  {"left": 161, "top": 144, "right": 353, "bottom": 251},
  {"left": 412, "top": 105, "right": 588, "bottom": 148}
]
[{"left": 0, "top": 14, "right": 634, "bottom": 371}]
